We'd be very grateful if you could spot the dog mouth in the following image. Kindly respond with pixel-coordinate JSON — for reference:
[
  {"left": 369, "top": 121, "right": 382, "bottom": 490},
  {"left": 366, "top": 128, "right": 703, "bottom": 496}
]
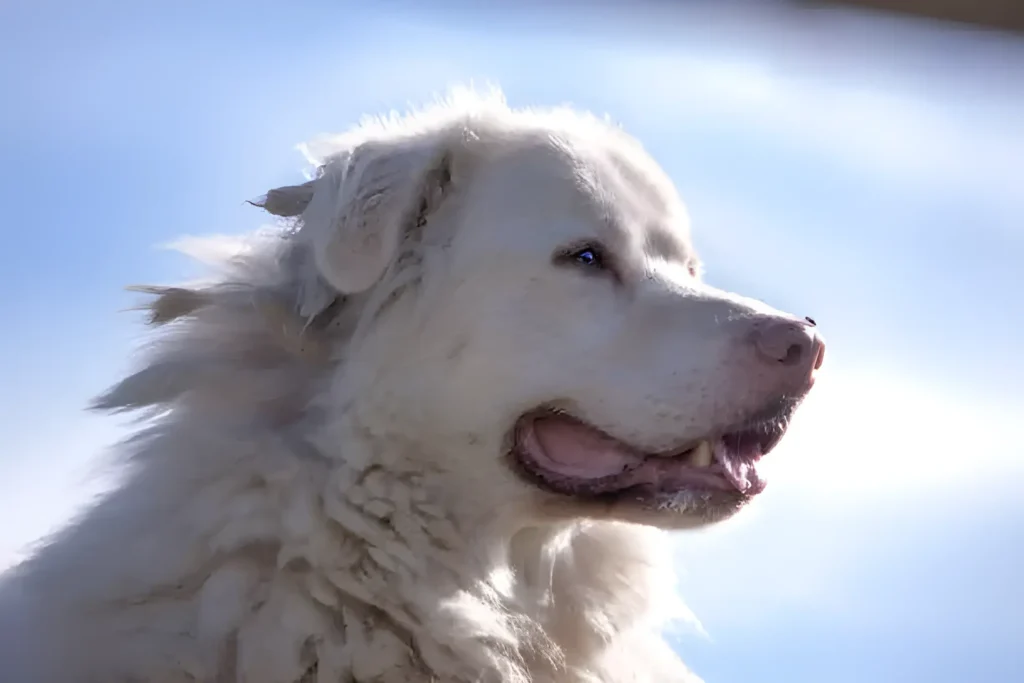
[{"left": 511, "top": 399, "right": 799, "bottom": 503}]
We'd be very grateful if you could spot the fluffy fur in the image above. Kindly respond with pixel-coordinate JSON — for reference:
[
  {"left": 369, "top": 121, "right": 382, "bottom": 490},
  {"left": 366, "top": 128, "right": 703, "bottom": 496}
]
[{"left": 0, "top": 88, "right": 819, "bottom": 682}]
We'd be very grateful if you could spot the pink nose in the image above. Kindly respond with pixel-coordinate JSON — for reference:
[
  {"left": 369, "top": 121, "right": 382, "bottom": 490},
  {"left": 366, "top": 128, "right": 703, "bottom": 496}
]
[{"left": 753, "top": 317, "right": 825, "bottom": 375}]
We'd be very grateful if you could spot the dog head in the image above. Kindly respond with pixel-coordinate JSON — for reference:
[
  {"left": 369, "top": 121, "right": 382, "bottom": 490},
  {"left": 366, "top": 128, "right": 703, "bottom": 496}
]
[
  {"left": 246, "top": 93, "right": 825, "bottom": 531},
  {"left": 101, "top": 93, "right": 821, "bottom": 536}
]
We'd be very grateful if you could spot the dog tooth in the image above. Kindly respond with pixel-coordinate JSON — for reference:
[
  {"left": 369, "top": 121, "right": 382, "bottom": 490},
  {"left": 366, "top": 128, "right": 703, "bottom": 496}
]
[{"left": 690, "top": 440, "right": 713, "bottom": 468}]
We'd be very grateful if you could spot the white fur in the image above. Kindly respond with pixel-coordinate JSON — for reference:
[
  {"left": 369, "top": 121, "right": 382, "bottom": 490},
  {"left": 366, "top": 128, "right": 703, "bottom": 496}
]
[{"left": 0, "top": 88, "right": 811, "bottom": 682}]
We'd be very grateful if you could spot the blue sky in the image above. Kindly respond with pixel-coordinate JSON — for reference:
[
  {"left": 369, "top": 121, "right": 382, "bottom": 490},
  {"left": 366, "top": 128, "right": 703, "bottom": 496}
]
[{"left": 1, "top": 1, "right": 1022, "bottom": 681}]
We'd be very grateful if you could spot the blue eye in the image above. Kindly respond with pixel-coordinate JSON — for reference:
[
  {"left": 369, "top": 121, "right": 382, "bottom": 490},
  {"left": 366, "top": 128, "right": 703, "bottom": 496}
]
[
  {"left": 569, "top": 246, "right": 604, "bottom": 269},
  {"left": 554, "top": 242, "right": 612, "bottom": 276},
  {"left": 574, "top": 249, "right": 599, "bottom": 266}
]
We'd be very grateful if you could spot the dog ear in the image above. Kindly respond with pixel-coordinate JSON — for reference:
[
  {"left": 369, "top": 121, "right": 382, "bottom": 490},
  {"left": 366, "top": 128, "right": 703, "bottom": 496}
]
[
  {"left": 255, "top": 182, "right": 316, "bottom": 218},
  {"left": 254, "top": 139, "right": 453, "bottom": 295}
]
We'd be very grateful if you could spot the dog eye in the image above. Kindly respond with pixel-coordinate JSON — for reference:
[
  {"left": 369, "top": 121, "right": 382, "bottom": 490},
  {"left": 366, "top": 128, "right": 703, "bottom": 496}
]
[
  {"left": 572, "top": 248, "right": 602, "bottom": 267},
  {"left": 556, "top": 244, "right": 609, "bottom": 272}
]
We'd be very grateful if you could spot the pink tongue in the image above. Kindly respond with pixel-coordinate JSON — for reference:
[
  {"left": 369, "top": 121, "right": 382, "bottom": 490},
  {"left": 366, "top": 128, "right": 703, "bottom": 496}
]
[{"left": 530, "top": 416, "right": 643, "bottom": 479}]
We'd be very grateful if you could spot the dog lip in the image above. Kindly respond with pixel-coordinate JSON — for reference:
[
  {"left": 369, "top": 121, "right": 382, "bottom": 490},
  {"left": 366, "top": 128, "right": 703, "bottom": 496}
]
[
  {"left": 518, "top": 397, "right": 799, "bottom": 460},
  {"left": 509, "top": 399, "right": 798, "bottom": 502}
]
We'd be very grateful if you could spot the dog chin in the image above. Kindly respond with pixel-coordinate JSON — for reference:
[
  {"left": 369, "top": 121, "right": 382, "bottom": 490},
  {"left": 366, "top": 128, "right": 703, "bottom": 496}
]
[{"left": 534, "top": 487, "right": 752, "bottom": 530}]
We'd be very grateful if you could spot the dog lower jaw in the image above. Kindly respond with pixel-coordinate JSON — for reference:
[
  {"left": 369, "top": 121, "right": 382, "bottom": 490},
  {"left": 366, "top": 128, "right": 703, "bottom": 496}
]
[{"left": 508, "top": 407, "right": 795, "bottom": 523}]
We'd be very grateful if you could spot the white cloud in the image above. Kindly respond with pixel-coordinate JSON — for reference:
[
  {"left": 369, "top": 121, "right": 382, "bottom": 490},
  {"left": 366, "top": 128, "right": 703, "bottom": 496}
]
[
  {"left": 598, "top": 51, "right": 1024, "bottom": 218},
  {"left": 757, "top": 367, "right": 1023, "bottom": 502}
]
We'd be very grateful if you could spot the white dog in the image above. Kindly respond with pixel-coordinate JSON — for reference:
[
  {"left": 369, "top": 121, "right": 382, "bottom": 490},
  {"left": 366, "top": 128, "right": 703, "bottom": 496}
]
[{"left": 0, "top": 89, "right": 824, "bottom": 683}]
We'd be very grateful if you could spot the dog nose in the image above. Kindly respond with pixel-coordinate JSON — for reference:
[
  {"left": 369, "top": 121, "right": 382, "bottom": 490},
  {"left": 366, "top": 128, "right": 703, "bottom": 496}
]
[{"left": 753, "top": 318, "right": 825, "bottom": 375}]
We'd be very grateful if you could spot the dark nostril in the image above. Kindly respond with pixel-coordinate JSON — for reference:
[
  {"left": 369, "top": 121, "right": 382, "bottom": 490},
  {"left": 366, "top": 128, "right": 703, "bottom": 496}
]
[
  {"left": 804, "top": 316, "right": 817, "bottom": 327},
  {"left": 781, "top": 343, "right": 804, "bottom": 365},
  {"left": 754, "top": 320, "right": 813, "bottom": 366}
]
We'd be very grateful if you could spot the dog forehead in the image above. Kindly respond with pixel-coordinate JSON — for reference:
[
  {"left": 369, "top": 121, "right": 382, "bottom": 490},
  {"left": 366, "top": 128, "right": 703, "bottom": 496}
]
[{"left": 463, "top": 132, "right": 692, "bottom": 260}]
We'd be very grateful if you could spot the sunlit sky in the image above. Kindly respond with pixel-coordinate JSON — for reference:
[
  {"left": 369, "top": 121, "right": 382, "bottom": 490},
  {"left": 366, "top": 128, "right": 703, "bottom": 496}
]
[{"left": 1, "top": 2, "right": 1022, "bottom": 681}]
